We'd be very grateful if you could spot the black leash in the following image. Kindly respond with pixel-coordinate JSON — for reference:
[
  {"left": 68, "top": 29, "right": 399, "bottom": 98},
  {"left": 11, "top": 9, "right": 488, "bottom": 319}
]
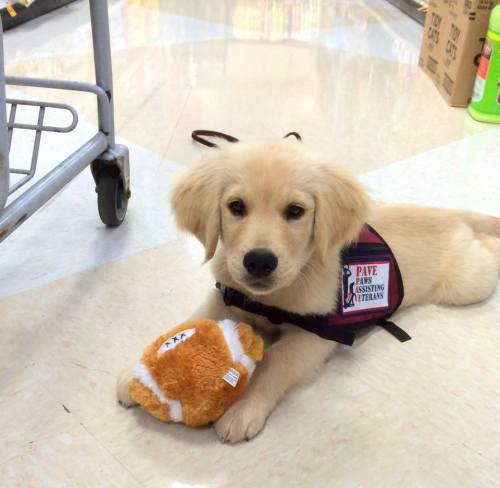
[
  {"left": 192, "top": 130, "right": 302, "bottom": 148},
  {"left": 191, "top": 130, "right": 239, "bottom": 148},
  {"left": 283, "top": 131, "right": 302, "bottom": 141}
]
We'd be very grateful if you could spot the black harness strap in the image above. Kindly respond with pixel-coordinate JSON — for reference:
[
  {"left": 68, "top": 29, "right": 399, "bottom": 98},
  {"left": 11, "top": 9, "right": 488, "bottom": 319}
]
[
  {"left": 216, "top": 283, "right": 356, "bottom": 346},
  {"left": 377, "top": 319, "right": 412, "bottom": 342},
  {"left": 216, "top": 283, "right": 411, "bottom": 346}
]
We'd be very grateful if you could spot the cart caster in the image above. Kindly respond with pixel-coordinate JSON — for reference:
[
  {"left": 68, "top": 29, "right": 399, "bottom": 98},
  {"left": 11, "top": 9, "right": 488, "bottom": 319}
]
[
  {"left": 91, "top": 144, "right": 131, "bottom": 227},
  {"left": 97, "top": 167, "right": 128, "bottom": 226}
]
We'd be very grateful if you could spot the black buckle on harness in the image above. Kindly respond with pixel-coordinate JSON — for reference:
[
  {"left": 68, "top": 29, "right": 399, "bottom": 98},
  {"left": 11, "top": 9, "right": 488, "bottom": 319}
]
[
  {"left": 217, "top": 283, "right": 239, "bottom": 307},
  {"left": 220, "top": 284, "right": 233, "bottom": 306},
  {"left": 267, "top": 309, "right": 285, "bottom": 325},
  {"left": 218, "top": 283, "right": 282, "bottom": 324}
]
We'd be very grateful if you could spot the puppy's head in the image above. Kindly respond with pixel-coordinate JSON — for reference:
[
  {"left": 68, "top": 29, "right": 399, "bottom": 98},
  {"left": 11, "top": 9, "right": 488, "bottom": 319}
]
[{"left": 171, "top": 141, "right": 369, "bottom": 295}]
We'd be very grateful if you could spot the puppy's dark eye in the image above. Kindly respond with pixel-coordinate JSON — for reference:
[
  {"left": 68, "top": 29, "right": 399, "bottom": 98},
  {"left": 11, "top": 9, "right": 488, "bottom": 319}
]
[
  {"left": 228, "top": 199, "right": 246, "bottom": 216},
  {"left": 285, "top": 204, "right": 305, "bottom": 220}
]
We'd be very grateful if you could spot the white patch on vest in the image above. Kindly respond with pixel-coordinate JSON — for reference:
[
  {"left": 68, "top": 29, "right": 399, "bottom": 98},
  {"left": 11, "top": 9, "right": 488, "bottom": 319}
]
[
  {"left": 132, "top": 363, "right": 183, "bottom": 422},
  {"left": 217, "top": 319, "right": 256, "bottom": 375},
  {"left": 157, "top": 327, "right": 196, "bottom": 356},
  {"left": 341, "top": 261, "right": 390, "bottom": 314}
]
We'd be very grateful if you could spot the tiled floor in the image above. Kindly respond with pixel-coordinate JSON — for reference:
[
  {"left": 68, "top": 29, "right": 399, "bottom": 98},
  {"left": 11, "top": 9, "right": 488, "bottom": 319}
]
[{"left": 1, "top": 1, "right": 499, "bottom": 487}]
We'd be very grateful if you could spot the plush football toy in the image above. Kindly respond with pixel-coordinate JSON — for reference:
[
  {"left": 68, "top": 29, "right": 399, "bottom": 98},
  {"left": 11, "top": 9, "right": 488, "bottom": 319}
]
[{"left": 128, "top": 319, "right": 264, "bottom": 427}]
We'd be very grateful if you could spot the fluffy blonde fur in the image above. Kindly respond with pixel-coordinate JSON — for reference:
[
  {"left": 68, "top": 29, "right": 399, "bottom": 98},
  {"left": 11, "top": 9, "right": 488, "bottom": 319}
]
[{"left": 118, "top": 140, "right": 500, "bottom": 443}]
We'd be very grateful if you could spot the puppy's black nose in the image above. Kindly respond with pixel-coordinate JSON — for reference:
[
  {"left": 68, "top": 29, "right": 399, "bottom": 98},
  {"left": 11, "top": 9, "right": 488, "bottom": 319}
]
[{"left": 243, "top": 249, "right": 278, "bottom": 278}]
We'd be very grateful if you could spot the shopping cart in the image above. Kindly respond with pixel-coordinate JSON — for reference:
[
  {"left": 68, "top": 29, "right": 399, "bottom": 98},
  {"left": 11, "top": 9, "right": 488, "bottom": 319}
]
[{"left": 0, "top": 0, "right": 130, "bottom": 243}]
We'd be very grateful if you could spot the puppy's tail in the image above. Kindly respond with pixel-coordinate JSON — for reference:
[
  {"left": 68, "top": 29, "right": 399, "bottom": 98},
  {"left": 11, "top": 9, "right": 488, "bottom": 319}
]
[{"left": 454, "top": 210, "right": 500, "bottom": 237}]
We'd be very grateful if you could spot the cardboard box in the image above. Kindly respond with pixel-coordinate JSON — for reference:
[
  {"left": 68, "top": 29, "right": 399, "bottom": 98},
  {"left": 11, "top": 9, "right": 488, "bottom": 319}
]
[{"left": 419, "top": 0, "right": 500, "bottom": 106}]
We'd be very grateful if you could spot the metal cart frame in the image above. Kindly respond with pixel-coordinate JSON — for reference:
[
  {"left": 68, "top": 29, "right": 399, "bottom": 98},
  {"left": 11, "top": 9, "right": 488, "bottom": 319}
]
[{"left": 0, "top": 0, "right": 130, "bottom": 243}]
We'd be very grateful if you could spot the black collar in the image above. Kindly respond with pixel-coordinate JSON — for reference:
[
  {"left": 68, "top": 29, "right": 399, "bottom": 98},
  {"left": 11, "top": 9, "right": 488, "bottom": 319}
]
[{"left": 215, "top": 282, "right": 356, "bottom": 346}]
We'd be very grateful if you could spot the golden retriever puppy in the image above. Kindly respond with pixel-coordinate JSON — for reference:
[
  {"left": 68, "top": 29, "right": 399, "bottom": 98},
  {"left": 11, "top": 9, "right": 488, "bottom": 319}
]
[{"left": 117, "top": 140, "right": 500, "bottom": 443}]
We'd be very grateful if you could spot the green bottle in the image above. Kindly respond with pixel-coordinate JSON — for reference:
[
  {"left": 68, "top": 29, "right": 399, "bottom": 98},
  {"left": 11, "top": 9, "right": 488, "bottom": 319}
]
[{"left": 468, "top": 4, "right": 500, "bottom": 123}]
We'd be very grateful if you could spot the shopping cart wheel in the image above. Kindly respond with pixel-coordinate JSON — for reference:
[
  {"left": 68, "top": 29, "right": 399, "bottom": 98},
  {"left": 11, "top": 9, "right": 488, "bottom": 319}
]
[{"left": 97, "top": 167, "right": 128, "bottom": 226}]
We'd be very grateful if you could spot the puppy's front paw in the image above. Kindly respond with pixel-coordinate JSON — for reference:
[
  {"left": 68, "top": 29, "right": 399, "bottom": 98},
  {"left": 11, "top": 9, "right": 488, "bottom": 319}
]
[
  {"left": 214, "top": 397, "right": 270, "bottom": 443},
  {"left": 116, "top": 366, "right": 138, "bottom": 408}
]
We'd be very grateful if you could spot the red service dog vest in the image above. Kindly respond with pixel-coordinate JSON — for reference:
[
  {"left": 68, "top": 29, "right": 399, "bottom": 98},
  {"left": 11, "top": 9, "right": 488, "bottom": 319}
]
[
  {"left": 329, "top": 224, "right": 404, "bottom": 330},
  {"left": 216, "top": 225, "right": 409, "bottom": 346}
]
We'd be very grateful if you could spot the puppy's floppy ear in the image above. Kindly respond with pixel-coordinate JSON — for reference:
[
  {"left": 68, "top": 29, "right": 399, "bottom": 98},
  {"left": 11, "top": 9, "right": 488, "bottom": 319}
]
[
  {"left": 171, "top": 155, "right": 224, "bottom": 261},
  {"left": 313, "top": 164, "right": 370, "bottom": 262}
]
